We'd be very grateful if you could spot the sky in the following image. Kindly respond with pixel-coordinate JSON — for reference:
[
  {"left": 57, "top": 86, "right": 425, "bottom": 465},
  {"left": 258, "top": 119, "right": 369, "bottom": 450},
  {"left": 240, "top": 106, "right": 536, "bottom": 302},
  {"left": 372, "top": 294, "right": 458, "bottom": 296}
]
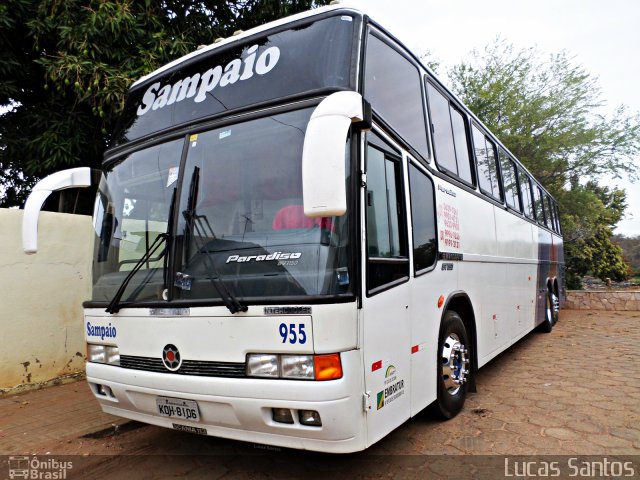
[{"left": 344, "top": 0, "right": 640, "bottom": 236}]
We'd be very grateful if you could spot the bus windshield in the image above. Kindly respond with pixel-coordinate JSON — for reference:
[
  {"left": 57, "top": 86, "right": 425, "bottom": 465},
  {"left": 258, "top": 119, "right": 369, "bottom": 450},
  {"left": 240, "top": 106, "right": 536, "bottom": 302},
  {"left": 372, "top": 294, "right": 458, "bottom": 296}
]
[{"left": 91, "top": 107, "right": 353, "bottom": 306}]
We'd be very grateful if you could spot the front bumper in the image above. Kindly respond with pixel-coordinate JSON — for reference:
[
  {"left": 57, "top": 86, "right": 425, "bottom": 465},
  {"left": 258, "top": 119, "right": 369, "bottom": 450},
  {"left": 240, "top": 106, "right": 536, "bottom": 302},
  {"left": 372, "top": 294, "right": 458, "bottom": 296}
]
[{"left": 86, "top": 349, "right": 366, "bottom": 453}]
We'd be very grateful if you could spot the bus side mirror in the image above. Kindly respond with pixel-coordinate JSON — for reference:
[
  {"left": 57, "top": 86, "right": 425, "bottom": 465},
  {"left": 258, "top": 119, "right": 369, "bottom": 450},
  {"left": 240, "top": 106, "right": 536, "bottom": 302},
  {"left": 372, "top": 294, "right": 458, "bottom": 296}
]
[
  {"left": 22, "top": 167, "right": 93, "bottom": 254},
  {"left": 302, "top": 91, "right": 370, "bottom": 218}
]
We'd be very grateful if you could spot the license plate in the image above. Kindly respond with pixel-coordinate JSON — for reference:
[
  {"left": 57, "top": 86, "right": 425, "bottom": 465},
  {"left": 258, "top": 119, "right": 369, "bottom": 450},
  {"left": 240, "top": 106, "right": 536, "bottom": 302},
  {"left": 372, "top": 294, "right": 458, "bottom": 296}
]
[{"left": 156, "top": 396, "right": 200, "bottom": 422}]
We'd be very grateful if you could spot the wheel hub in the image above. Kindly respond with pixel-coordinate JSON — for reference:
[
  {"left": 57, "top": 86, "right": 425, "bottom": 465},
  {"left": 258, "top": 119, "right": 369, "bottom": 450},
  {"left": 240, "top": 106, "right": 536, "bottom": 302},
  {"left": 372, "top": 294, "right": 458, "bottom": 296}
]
[
  {"left": 551, "top": 292, "right": 560, "bottom": 313},
  {"left": 441, "top": 334, "right": 469, "bottom": 395}
]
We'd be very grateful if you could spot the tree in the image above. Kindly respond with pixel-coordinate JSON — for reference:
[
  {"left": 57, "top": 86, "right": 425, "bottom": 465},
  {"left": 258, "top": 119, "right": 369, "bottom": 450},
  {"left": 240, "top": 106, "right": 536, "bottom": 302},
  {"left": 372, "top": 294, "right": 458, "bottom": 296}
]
[
  {"left": 613, "top": 234, "right": 640, "bottom": 278},
  {"left": 448, "top": 40, "right": 640, "bottom": 288},
  {"left": 557, "top": 181, "right": 630, "bottom": 287},
  {"left": 0, "top": 0, "right": 329, "bottom": 208}
]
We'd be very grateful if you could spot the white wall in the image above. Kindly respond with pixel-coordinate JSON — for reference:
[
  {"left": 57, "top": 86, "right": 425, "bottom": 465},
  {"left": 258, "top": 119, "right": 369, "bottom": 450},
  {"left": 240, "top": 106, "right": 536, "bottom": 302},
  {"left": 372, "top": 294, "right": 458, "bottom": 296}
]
[{"left": 0, "top": 208, "right": 93, "bottom": 391}]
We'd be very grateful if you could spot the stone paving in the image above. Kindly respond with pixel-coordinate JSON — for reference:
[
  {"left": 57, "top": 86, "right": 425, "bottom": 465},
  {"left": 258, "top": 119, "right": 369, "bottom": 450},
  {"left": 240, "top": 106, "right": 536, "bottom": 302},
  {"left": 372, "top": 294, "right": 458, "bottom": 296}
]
[
  {"left": 1, "top": 310, "right": 638, "bottom": 459},
  {"left": 368, "top": 309, "right": 640, "bottom": 455}
]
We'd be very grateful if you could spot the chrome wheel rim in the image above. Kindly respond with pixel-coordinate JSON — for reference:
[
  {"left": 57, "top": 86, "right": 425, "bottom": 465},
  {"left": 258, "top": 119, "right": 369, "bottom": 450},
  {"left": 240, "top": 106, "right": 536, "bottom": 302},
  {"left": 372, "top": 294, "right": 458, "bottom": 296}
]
[
  {"left": 551, "top": 292, "right": 559, "bottom": 323},
  {"left": 441, "top": 333, "right": 469, "bottom": 395}
]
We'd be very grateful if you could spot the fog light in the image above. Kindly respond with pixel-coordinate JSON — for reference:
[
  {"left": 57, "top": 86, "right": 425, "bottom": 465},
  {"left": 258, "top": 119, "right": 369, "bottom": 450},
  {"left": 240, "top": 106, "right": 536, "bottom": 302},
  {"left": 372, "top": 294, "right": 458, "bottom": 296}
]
[
  {"left": 272, "top": 408, "right": 294, "bottom": 424},
  {"left": 97, "top": 384, "right": 113, "bottom": 397},
  {"left": 298, "top": 410, "right": 322, "bottom": 427}
]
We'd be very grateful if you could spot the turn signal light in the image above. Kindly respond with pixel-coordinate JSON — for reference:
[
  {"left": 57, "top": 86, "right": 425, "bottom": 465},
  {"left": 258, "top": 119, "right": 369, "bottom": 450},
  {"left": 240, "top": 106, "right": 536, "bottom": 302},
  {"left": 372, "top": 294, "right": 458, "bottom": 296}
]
[{"left": 314, "top": 353, "right": 343, "bottom": 381}]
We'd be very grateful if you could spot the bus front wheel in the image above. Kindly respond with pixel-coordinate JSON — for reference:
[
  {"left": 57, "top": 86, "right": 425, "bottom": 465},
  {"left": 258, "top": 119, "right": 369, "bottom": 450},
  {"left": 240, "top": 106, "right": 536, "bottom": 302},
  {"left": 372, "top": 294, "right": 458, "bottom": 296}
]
[{"left": 432, "top": 310, "right": 470, "bottom": 419}]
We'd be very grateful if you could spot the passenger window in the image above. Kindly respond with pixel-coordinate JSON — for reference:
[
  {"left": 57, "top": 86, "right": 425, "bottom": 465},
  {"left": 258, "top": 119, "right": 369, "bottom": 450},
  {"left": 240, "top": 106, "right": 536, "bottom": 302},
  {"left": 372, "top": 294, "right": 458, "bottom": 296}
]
[
  {"left": 499, "top": 150, "right": 521, "bottom": 211},
  {"left": 451, "top": 108, "right": 473, "bottom": 183},
  {"left": 545, "top": 195, "right": 555, "bottom": 231},
  {"left": 472, "top": 125, "right": 501, "bottom": 201},
  {"left": 366, "top": 144, "right": 409, "bottom": 293},
  {"left": 365, "top": 34, "right": 429, "bottom": 159},
  {"left": 426, "top": 81, "right": 473, "bottom": 184},
  {"left": 518, "top": 169, "right": 534, "bottom": 219},
  {"left": 533, "top": 186, "right": 545, "bottom": 225},
  {"left": 554, "top": 203, "right": 562, "bottom": 234},
  {"left": 408, "top": 164, "right": 437, "bottom": 273}
]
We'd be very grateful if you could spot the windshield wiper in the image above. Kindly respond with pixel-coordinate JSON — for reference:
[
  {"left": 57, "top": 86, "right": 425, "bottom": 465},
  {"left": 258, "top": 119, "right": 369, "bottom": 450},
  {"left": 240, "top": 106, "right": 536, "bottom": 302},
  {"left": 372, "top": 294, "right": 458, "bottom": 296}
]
[
  {"left": 105, "top": 188, "right": 176, "bottom": 314},
  {"left": 105, "top": 233, "right": 168, "bottom": 314},
  {"left": 183, "top": 166, "right": 247, "bottom": 314}
]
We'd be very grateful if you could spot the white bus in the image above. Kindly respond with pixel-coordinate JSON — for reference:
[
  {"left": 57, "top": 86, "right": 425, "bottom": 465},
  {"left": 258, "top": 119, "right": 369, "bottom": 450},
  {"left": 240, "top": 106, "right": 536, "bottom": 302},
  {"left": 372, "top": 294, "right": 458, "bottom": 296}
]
[{"left": 22, "top": 4, "right": 564, "bottom": 453}]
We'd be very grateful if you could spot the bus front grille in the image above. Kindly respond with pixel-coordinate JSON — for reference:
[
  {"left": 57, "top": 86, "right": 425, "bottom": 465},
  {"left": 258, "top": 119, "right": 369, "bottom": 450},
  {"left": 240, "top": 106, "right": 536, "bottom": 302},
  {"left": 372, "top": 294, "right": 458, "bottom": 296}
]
[{"left": 120, "top": 355, "right": 246, "bottom": 378}]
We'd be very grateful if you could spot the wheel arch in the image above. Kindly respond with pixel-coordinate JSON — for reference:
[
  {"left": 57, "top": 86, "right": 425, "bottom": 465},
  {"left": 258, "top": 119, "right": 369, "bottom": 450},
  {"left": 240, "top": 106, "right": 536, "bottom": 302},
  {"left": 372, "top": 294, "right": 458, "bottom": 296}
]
[{"left": 441, "top": 291, "right": 478, "bottom": 393}]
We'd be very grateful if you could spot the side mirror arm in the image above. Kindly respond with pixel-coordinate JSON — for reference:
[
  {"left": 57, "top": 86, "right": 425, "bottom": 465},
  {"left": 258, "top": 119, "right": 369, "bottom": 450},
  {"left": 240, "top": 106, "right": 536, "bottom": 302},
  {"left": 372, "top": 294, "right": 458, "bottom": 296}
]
[
  {"left": 22, "top": 167, "right": 93, "bottom": 254},
  {"left": 302, "top": 91, "right": 370, "bottom": 218}
]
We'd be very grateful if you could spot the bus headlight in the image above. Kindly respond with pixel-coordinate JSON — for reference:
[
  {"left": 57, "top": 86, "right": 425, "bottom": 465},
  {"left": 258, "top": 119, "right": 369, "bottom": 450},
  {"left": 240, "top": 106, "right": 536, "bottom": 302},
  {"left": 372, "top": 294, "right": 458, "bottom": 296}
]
[
  {"left": 281, "top": 355, "right": 314, "bottom": 379},
  {"left": 106, "top": 346, "right": 120, "bottom": 365},
  {"left": 246, "top": 354, "right": 279, "bottom": 377},
  {"left": 87, "top": 344, "right": 120, "bottom": 366},
  {"left": 87, "top": 344, "right": 106, "bottom": 363},
  {"left": 246, "top": 353, "right": 343, "bottom": 380}
]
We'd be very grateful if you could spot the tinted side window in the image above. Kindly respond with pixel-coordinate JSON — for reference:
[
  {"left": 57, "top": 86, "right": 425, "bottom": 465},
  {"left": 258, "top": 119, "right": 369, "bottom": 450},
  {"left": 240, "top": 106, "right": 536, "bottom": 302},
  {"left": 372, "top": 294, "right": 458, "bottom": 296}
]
[
  {"left": 554, "top": 203, "right": 562, "bottom": 234},
  {"left": 472, "top": 125, "right": 501, "bottom": 201},
  {"left": 518, "top": 169, "right": 534, "bottom": 219},
  {"left": 545, "top": 195, "right": 555, "bottom": 231},
  {"left": 533, "top": 185, "right": 545, "bottom": 225},
  {"left": 499, "top": 150, "right": 521, "bottom": 211},
  {"left": 366, "top": 145, "right": 409, "bottom": 292},
  {"left": 426, "top": 83, "right": 456, "bottom": 174},
  {"left": 365, "top": 34, "right": 429, "bottom": 159},
  {"left": 450, "top": 108, "right": 472, "bottom": 183},
  {"left": 408, "top": 164, "right": 437, "bottom": 273},
  {"left": 426, "top": 82, "right": 473, "bottom": 184}
]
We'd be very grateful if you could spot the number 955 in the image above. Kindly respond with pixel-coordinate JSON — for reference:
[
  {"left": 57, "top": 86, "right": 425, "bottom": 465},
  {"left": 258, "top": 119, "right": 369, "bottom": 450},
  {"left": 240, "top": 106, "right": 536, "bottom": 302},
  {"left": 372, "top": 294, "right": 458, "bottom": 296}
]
[{"left": 279, "top": 323, "right": 307, "bottom": 344}]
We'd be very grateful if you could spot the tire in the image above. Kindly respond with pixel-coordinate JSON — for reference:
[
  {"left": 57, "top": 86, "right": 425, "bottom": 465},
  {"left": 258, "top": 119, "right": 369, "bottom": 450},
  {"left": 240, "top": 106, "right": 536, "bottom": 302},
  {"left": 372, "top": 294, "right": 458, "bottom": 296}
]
[
  {"left": 431, "top": 310, "right": 471, "bottom": 419},
  {"left": 539, "top": 289, "right": 555, "bottom": 333}
]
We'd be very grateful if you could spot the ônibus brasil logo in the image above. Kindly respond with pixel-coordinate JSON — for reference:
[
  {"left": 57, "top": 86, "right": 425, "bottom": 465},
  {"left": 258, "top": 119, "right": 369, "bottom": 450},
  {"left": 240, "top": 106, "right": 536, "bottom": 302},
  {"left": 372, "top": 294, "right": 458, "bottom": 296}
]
[
  {"left": 8, "top": 456, "right": 73, "bottom": 479},
  {"left": 137, "top": 44, "right": 281, "bottom": 116}
]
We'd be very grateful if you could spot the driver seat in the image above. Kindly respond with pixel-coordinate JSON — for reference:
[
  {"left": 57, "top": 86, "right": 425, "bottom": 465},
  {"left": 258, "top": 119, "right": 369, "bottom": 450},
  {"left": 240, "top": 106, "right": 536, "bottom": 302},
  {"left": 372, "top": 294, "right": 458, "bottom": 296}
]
[{"left": 272, "top": 205, "right": 332, "bottom": 230}]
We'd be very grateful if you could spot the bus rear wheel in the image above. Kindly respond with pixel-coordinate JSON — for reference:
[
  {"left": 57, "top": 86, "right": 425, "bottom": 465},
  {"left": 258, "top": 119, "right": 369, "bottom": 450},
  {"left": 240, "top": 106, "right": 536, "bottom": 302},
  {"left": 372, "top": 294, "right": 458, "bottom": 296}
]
[
  {"left": 540, "top": 289, "right": 558, "bottom": 333},
  {"left": 551, "top": 289, "right": 560, "bottom": 325},
  {"left": 432, "top": 310, "right": 470, "bottom": 419}
]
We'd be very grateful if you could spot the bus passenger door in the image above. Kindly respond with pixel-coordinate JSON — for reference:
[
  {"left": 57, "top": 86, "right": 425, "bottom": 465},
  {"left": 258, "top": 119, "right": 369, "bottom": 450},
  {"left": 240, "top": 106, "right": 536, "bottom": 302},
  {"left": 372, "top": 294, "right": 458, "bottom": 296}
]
[{"left": 361, "top": 141, "right": 411, "bottom": 446}]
